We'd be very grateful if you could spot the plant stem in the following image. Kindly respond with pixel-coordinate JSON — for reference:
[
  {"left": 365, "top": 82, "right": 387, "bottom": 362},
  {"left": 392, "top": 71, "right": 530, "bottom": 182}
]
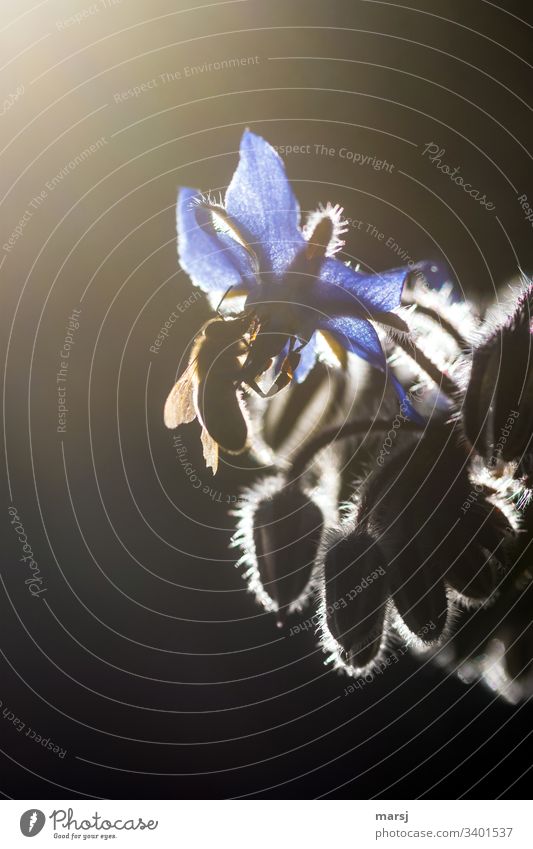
[
  {"left": 394, "top": 335, "right": 461, "bottom": 400},
  {"left": 288, "top": 418, "right": 432, "bottom": 480},
  {"left": 402, "top": 299, "right": 469, "bottom": 348}
]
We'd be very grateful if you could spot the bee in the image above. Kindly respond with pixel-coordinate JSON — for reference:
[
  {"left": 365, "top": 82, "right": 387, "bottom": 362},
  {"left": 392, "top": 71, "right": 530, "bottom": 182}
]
[
  {"left": 164, "top": 313, "right": 259, "bottom": 473},
  {"left": 164, "top": 202, "right": 308, "bottom": 471},
  {"left": 164, "top": 309, "right": 308, "bottom": 473}
]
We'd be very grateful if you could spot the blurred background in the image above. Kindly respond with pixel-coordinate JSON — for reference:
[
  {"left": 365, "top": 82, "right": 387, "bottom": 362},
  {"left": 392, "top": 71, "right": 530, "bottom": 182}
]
[{"left": 1, "top": 0, "right": 532, "bottom": 799}]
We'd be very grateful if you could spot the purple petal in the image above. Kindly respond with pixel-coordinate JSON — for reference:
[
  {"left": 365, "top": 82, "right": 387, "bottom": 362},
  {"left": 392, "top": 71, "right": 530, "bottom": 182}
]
[
  {"left": 318, "top": 316, "right": 422, "bottom": 420},
  {"left": 412, "top": 260, "right": 461, "bottom": 302},
  {"left": 390, "top": 376, "right": 424, "bottom": 423},
  {"left": 318, "top": 316, "right": 386, "bottom": 371},
  {"left": 273, "top": 334, "right": 318, "bottom": 384},
  {"left": 225, "top": 130, "right": 305, "bottom": 276},
  {"left": 320, "top": 257, "right": 407, "bottom": 313},
  {"left": 273, "top": 339, "right": 291, "bottom": 376},
  {"left": 177, "top": 188, "right": 257, "bottom": 296},
  {"left": 294, "top": 333, "right": 318, "bottom": 383}
]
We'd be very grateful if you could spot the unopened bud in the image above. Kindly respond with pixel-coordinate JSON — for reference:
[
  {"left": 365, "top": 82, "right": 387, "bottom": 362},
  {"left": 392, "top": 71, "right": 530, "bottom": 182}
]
[
  {"left": 233, "top": 477, "right": 325, "bottom": 620},
  {"left": 322, "top": 532, "right": 388, "bottom": 671},
  {"left": 463, "top": 284, "right": 533, "bottom": 489}
]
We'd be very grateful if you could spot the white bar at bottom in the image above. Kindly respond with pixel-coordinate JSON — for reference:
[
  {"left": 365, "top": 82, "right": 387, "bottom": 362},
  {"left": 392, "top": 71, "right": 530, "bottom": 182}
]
[{"left": 1, "top": 799, "right": 530, "bottom": 847}]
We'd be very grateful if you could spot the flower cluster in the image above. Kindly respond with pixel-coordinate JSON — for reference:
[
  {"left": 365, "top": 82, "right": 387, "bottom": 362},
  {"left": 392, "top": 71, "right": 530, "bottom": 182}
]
[
  {"left": 165, "top": 129, "right": 533, "bottom": 700},
  {"left": 164, "top": 130, "right": 419, "bottom": 472}
]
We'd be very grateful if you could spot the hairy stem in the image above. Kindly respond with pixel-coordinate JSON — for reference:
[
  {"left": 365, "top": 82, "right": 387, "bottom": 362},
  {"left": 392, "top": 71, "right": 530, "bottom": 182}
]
[
  {"left": 393, "top": 335, "right": 461, "bottom": 400},
  {"left": 402, "top": 298, "right": 470, "bottom": 348},
  {"left": 288, "top": 417, "right": 433, "bottom": 480}
]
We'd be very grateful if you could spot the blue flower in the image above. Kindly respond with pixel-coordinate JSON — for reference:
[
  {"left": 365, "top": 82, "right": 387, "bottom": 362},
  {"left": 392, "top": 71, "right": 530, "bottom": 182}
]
[{"left": 177, "top": 130, "right": 415, "bottom": 409}]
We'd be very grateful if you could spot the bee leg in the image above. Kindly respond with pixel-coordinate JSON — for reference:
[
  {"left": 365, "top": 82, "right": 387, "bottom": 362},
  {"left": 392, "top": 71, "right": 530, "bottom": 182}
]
[
  {"left": 264, "top": 352, "right": 300, "bottom": 397},
  {"left": 265, "top": 372, "right": 292, "bottom": 396},
  {"left": 241, "top": 379, "right": 269, "bottom": 398},
  {"left": 242, "top": 379, "right": 286, "bottom": 399},
  {"left": 241, "top": 375, "right": 289, "bottom": 398},
  {"left": 241, "top": 338, "right": 302, "bottom": 397}
]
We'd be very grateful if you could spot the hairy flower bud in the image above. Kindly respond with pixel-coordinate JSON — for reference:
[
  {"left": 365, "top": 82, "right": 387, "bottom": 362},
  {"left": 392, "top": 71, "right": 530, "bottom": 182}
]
[
  {"left": 317, "top": 424, "right": 516, "bottom": 677},
  {"left": 441, "top": 580, "right": 533, "bottom": 703},
  {"left": 321, "top": 532, "right": 389, "bottom": 671},
  {"left": 364, "top": 425, "right": 513, "bottom": 618},
  {"left": 442, "top": 501, "right": 532, "bottom": 701},
  {"left": 232, "top": 476, "right": 330, "bottom": 621},
  {"left": 499, "top": 588, "right": 533, "bottom": 689},
  {"left": 253, "top": 489, "right": 323, "bottom": 613},
  {"left": 463, "top": 283, "right": 533, "bottom": 492}
]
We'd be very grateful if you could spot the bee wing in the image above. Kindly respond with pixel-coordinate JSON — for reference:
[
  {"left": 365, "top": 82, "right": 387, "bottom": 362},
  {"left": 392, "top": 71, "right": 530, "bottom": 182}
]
[
  {"left": 200, "top": 426, "right": 219, "bottom": 474},
  {"left": 164, "top": 368, "right": 197, "bottom": 429}
]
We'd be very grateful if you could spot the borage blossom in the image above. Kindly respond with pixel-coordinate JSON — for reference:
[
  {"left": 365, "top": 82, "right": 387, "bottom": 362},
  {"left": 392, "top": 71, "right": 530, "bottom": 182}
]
[{"left": 165, "top": 129, "right": 417, "bottom": 471}]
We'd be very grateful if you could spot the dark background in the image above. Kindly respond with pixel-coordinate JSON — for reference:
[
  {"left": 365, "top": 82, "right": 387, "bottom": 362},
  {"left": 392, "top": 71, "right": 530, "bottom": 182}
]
[{"left": 0, "top": 0, "right": 532, "bottom": 799}]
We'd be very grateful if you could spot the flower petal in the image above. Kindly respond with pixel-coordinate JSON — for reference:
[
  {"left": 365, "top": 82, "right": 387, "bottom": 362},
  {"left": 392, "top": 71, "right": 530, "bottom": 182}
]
[
  {"left": 294, "top": 333, "right": 318, "bottom": 383},
  {"left": 317, "top": 315, "right": 387, "bottom": 371},
  {"left": 318, "top": 316, "right": 422, "bottom": 419},
  {"left": 412, "top": 259, "right": 457, "bottom": 296},
  {"left": 225, "top": 130, "right": 305, "bottom": 275},
  {"left": 320, "top": 257, "right": 407, "bottom": 313},
  {"left": 272, "top": 333, "right": 318, "bottom": 387},
  {"left": 177, "top": 188, "right": 257, "bottom": 296}
]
